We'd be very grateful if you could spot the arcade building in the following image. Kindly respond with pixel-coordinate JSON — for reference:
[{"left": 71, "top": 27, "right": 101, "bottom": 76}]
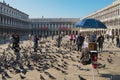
[
  {"left": 30, "top": 18, "right": 80, "bottom": 35},
  {"left": 82, "top": 0, "right": 120, "bottom": 36},
  {"left": 0, "top": 1, "right": 30, "bottom": 36}
]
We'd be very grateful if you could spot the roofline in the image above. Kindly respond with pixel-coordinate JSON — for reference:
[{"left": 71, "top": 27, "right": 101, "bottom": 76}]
[{"left": 0, "top": 1, "right": 29, "bottom": 16}]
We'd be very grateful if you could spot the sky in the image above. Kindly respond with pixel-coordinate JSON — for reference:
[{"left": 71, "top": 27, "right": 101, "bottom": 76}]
[{"left": 1, "top": 0, "right": 115, "bottom": 18}]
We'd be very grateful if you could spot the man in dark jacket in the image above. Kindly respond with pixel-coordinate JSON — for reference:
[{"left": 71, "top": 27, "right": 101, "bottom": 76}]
[
  {"left": 12, "top": 33, "right": 20, "bottom": 60},
  {"left": 97, "top": 34, "right": 104, "bottom": 52},
  {"left": 34, "top": 35, "right": 39, "bottom": 52},
  {"left": 57, "top": 34, "right": 62, "bottom": 48},
  {"left": 76, "top": 33, "right": 84, "bottom": 51},
  {"left": 12, "top": 33, "right": 20, "bottom": 51}
]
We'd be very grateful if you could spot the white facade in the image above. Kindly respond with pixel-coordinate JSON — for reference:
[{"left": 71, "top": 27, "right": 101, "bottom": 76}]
[
  {"left": 30, "top": 18, "right": 80, "bottom": 35},
  {"left": 83, "top": 0, "right": 120, "bottom": 35},
  {"left": 0, "top": 2, "right": 30, "bottom": 34}
]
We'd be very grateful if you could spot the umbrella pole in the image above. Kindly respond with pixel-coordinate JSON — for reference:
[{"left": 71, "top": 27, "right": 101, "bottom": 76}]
[
  {"left": 91, "top": 60, "right": 99, "bottom": 80},
  {"left": 91, "top": 66, "right": 95, "bottom": 80}
]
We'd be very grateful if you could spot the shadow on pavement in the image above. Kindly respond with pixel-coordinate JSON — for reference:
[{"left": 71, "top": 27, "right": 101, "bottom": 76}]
[{"left": 101, "top": 74, "right": 120, "bottom": 80}]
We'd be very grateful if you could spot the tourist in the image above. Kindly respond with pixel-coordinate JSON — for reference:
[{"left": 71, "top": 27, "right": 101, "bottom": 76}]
[
  {"left": 3, "top": 33, "right": 6, "bottom": 44},
  {"left": 52, "top": 34, "right": 54, "bottom": 40},
  {"left": 73, "top": 34, "right": 76, "bottom": 44},
  {"left": 13, "top": 33, "right": 20, "bottom": 60},
  {"left": 97, "top": 34, "right": 104, "bottom": 52},
  {"left": 81, "top": 44, "right": 90, "bottom": 65},
  {"left": 69, "top": 34, "right": 73, "bottom": 45},
  {"left": 89, "top": 33, "right": 96, "bottom": 42},
  {"left": 76, "top": 33, "right": 84, "bottom": 51},
  {"left": 116, "top": 35, "right": 119, "bottom": 47},
  {"left": 28, "top": 34, "right": 32, "bottom": 41},
  {"left": 34, "top": 35, "right": 39, "bottom": 52},
  {"left": 57, "top": 34, "right": 62, "bottom": 48}
]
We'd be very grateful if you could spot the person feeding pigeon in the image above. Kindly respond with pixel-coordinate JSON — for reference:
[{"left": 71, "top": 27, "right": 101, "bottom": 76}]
[{"left": 12, "top": 33, "right": 20, "bottom": 60}]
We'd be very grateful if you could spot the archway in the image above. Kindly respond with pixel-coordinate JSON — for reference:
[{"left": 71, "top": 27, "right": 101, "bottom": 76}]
[
  {"left": 116, "top": 29, "right": 118, "bottom": 36},
  {"left": 76, "top": 31, "right": 78, "bottom": 35},
  {"left": 72, "top": 31, "right": 75, "bottom": 34},
  {"left": 112, "top": 29, "right": 114, "bottom": 36}
]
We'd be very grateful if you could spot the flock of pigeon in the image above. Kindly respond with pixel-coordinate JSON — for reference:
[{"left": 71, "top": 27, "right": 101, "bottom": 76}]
[{"left": 0, "top": 36, "right": 119, "bottom": 80}]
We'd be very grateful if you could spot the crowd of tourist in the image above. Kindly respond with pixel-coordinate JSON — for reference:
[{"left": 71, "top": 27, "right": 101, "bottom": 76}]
[{"left": 0, "top": 32, "right": 120, "bottom": 63}]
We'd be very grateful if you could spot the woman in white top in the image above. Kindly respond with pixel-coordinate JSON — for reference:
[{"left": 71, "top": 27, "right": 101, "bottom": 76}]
[{"left": 80, "top": 38, "right": 90, "bottom": 65}]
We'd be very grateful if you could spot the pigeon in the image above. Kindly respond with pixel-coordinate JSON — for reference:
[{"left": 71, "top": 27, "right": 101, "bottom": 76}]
[
  {"left": 9, "top": 69, "right": 14, "bottom": 74},
  {"left": 13, "top": 67, "right": 21, "bottom": 74},
  {"left": 44, "top": 72, "right": 56, "bottom": 80},
  {"left": 63, "top": 61, "right": 68, "bottom": 65},
  {"left": 27, "top": 63, "right": 34, "bottom": 70},
  {"left": 0, "top": 67, "right": 4, "bottom": 73},
  {"left": 61, "top": 70, "right": 68, "bottom": 75},
  {"left": 78, "top": 75, "right": 86, "bottom": 80},
  {"left": 98, "top": 64, "right": 106, "bottom": 68},
  {"left": 98, "top": 57, "right": 103, "bottom": 61},
  {"left": 20, "top": 69, "right": 27, "bottom": 75},
  {"left": 20, "top": 74, "right": 26, "bottom": 79},
  {"left": 36, "top": 67, "right": 41, "bottom": 72},
  {"left": 40, "top": 74, "right": 45, "bottom": 80},
  {"left": 3, "top": 71, "right": 12, "bottom": 78},
  {"left": 2, "top": 74, "right": 7, "bottom": 80},
  {"left": 107, "top": 58, "right": 113, "bottom": 63}
]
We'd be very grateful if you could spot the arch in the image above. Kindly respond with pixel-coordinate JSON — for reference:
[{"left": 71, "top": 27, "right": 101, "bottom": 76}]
[
  {"left": 76, "top": 31, "right": 78, "bottom": 35},
  {"left": 72, "top": 31, "right": 75, "bottom": 34},
  {"left": 112, "top": 29, "right": 114, "bottom": 36},
  {"left": 116, "top": 29, "right": 118, "bottom": 36},
  {"left": 119, "top": 29, "right": 120, "bottom": 35}
]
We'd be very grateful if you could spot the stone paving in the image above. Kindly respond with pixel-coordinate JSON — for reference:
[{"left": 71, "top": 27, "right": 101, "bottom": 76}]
[{"left": 0, "top": 35, "right": 120, "bottom": 80}]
